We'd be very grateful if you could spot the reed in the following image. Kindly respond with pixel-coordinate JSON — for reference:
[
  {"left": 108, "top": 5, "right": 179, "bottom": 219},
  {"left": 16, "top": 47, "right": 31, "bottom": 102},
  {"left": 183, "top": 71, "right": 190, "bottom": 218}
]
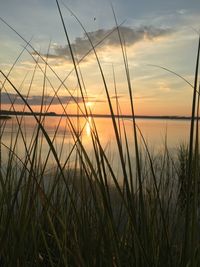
[{"left": 0, "top": 2, "right": 199, "bottom": 266}]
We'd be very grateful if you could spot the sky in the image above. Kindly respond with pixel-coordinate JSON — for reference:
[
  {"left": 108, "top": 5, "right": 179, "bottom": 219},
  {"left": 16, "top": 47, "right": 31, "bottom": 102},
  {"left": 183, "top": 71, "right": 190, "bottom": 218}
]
[{"left": 0, "top": 0, "right": 200, "bottom": 116}]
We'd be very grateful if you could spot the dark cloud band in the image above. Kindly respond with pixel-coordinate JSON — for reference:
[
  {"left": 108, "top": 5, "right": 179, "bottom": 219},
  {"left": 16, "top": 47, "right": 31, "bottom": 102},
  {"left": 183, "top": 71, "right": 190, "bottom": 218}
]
[{"left": 1, "top": 92, "right": 105, "bottom": 106}]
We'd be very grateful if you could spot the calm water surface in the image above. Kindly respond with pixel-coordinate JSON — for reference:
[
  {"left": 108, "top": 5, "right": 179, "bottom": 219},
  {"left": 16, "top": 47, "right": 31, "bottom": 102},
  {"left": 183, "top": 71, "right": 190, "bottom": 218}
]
[{"left": 1, "top": 116, "right": 192, "bottom": 174}]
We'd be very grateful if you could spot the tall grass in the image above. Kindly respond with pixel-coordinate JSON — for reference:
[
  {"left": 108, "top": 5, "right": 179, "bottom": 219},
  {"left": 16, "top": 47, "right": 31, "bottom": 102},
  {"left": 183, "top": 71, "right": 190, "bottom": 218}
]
[{"left": 0, "top": 2, "right": 200, "bottom": 266}]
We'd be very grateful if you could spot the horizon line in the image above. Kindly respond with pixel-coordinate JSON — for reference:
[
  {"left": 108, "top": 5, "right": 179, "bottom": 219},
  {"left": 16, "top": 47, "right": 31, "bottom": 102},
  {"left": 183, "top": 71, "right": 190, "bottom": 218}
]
[{"left": 0, "top": 109, "right": 199, "bottom": 120}]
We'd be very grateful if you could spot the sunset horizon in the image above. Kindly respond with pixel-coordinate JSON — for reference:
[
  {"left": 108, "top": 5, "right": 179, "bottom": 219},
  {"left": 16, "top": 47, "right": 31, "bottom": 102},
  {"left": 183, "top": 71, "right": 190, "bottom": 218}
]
[{"left": 0, "top": 1, "right": 200, "bottom": 266}]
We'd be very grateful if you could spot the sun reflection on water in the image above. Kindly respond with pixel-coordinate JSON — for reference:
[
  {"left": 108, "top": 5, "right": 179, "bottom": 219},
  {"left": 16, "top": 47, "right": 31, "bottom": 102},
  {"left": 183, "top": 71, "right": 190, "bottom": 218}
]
[{"left": 86, "top": 116, "right": 92, "bottom": 137}]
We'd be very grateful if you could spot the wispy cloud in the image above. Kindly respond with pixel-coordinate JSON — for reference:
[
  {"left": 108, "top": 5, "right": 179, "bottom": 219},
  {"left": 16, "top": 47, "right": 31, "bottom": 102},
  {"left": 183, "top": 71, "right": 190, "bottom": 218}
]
[{"left": 176, "top": 9, "right": 188, "bottom": 15}]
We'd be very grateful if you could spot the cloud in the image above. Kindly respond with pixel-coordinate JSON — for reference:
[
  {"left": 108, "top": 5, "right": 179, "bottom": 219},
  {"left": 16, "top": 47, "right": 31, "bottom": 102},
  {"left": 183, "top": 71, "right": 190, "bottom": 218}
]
[
  {"left": 35, "top": 25, "right": 172, "bottom": 61},
  {"left": 133, "top": 93, "right": 159, "bottom": 100},
  {"left": 176, "top": 9, "right": 187, "bottom": 15},
  {"left": 1, "top": 92, "right": 81, "bottom": 106},
  {"left": 110, "top": 95, "right": 124, "bottom": 99},
  {"left": 1, "top": 92, "right": 106, "bottom": 106}
]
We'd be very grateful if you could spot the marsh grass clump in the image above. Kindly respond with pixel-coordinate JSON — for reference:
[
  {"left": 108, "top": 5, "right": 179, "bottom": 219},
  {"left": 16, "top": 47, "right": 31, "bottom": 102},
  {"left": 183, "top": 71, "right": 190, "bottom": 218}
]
[
  {"left": 0, "top": 2, "right": 200, "bottom": 266},
  {"left": 0, "top": 146, "right": 195, "bottom": 266}
]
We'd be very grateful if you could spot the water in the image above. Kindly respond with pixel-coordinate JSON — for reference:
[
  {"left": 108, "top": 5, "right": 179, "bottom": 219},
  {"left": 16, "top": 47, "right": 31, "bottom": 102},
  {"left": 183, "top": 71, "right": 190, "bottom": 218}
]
[{"left": 0, "top": 116, "right": 192, "bottom": 177}]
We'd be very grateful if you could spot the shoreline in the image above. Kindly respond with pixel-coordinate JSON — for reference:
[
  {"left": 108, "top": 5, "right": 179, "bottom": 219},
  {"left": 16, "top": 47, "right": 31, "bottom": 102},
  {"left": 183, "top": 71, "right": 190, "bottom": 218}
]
[{"left": 0, "top": 110, "right": 198, "bottom": 121}]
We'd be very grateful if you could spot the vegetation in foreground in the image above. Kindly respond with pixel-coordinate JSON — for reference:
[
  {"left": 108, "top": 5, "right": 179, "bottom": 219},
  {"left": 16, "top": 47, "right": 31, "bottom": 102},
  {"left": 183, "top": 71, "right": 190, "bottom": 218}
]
[{"left": 0, "top": 2, "right": 200, "bottom": 266}]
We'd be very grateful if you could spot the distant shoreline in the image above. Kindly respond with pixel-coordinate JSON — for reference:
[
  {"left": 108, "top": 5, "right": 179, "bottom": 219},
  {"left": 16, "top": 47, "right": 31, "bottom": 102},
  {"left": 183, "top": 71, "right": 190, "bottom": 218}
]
[{"left": 0, "top": 110, "right": 199, "bottom": 121}]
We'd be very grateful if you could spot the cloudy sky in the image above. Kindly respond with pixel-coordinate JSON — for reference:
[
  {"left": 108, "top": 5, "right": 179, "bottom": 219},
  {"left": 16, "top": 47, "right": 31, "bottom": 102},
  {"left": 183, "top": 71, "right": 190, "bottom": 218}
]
[{"left": 0, "top": 0, "right": 200, "bottom": 115}]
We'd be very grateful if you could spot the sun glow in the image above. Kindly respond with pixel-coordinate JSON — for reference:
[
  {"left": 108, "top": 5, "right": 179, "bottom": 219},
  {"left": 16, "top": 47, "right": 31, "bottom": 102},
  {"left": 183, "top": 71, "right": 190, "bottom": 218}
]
[{"left": 86, "top": 102, "right": 94, "bottom": 109}]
